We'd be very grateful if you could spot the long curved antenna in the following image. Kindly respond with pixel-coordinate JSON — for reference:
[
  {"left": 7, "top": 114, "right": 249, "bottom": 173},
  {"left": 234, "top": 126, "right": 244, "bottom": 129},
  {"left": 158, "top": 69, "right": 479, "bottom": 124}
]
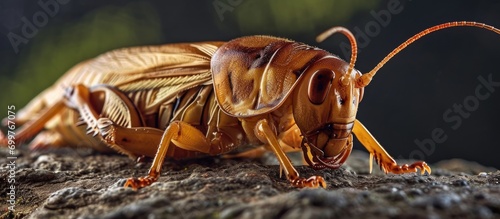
[
  {"left": 316, "top": 27, "right": 358, "bottom": 76},
  {"left": 357, "top": 21, "right": 500, "bottom": 88}
]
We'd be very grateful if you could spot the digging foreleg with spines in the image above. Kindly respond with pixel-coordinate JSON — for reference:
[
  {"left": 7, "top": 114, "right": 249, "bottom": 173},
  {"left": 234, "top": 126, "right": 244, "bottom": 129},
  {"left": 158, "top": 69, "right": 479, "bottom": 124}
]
[
  {"left": 352, "top": 119, "right": 431, "bottom": 175},
  {"left": 64, "top": 84, "right": 101, "bottom": 136},
  {"left": 255, "top": 119, "right": 326, "bottom": 188},
  {"left": 63, "top": 84, "right": 148, "bottom": 158}
]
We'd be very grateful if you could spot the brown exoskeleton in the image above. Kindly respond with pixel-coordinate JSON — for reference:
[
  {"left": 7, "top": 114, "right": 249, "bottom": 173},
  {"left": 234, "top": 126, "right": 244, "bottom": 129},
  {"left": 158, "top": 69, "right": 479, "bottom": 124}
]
[{"left": 1, "top": 21, "right": 499, "bottom": 189}]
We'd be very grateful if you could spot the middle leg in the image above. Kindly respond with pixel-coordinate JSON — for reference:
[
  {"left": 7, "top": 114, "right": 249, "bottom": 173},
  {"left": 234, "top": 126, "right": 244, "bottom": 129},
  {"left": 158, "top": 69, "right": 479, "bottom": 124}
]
[{"left": 121, "top": 120, "right": 238, "bottom": 189}]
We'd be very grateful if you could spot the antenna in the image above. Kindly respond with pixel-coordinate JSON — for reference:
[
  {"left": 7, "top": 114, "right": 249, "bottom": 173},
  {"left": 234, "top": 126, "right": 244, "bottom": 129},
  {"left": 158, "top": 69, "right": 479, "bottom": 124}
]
[
  {"left": 357, "top": 21, "right": 500, "bottom": 88},
  {"left": 317, "top": 27, "right": 358, "bottom": 77}
]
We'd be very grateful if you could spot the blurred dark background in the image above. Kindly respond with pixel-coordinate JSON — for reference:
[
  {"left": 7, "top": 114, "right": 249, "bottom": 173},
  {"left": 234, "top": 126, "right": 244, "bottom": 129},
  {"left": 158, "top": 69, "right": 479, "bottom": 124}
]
[{"left": 1, "top": 0, "right": 499, "bottom": 167}]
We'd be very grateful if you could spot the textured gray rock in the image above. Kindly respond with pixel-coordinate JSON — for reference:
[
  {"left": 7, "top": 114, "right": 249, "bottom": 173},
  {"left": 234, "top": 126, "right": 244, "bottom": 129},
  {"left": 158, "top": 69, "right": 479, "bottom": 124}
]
[{"left": 0, "top": 147, "right": 499, "bottom": 219}]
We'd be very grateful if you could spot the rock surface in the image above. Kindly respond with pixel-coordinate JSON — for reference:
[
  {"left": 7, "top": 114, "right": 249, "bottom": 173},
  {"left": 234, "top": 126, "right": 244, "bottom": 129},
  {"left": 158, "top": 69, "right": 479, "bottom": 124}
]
[{"left": 1, "top": 148, "right": 499, "bottom": 219}]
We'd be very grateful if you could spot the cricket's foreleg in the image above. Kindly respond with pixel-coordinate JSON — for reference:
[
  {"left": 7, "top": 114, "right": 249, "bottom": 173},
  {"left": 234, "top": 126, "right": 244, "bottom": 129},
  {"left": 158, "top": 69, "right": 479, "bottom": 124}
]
[
  {"left": 352, "top": 119, "right": 431, "bottom": 175},
  {"left": 63, "top": 84, "right": 146, "bottom": 158},
  {"left": 255, "top": 119, "right": 326, "bottom": 188}
]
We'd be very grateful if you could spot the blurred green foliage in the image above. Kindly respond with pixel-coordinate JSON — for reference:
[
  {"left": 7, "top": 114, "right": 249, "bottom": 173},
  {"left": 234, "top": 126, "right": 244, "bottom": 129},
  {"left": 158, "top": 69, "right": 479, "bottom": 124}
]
[
  {"left": 234, "top": 0, "right": 378, "bottom": 35},
  {"left": 0, "top": 1, "right": 162, "bottom": 110}
]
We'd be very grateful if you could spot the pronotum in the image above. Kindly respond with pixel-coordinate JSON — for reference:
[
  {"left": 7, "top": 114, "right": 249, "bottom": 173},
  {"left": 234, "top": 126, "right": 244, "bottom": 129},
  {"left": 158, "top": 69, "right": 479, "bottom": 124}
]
[{"left": 1, "top": 21, "right": 499, "bottom": 189}]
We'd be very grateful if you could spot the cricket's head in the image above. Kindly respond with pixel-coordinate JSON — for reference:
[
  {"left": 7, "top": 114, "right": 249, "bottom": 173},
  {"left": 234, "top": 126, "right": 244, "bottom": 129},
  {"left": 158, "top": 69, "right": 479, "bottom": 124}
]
[
  {"left": 291, "top": 27, "right": 364, "bottom": 170},
  {"left": 295, "top": 21, "right": 500, "bottom": 170}
]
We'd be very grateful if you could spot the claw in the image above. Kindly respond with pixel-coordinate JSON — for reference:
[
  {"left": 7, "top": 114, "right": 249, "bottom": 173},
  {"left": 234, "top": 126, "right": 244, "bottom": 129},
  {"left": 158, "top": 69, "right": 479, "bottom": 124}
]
[
  {"left": 124, "top": 175, "right": 157, "bottom": 190},
  {"left": 426, "top": 164, "right": 432, "bottom": 174},
  {"left": 383, "top": 161, "right": 431, "bottom": 175},
  {"left": 416, "top": 161, "right": 431, "bottom": 175},
  {"left": 368, "top": 151, "right": 431, "bottom": 176},
  {"left": 291, "top": 176, "right": 326, "bottom": 188}
]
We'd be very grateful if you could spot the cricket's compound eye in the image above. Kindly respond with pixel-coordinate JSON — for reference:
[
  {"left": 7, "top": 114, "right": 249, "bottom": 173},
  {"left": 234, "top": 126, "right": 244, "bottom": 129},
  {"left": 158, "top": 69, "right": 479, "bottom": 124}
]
[{"left": 308, "top": 69, "right": 335, "bottom": 105}]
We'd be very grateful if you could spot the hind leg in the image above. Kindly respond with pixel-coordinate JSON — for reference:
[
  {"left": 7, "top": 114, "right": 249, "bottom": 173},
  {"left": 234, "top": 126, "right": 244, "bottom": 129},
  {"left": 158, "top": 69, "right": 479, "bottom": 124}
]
[
  {"left": 28, "top": 130, "right": 65, "bottom": 150},
  {"left": 1, "top": 99, "right": 66, "bottom": 146}
]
